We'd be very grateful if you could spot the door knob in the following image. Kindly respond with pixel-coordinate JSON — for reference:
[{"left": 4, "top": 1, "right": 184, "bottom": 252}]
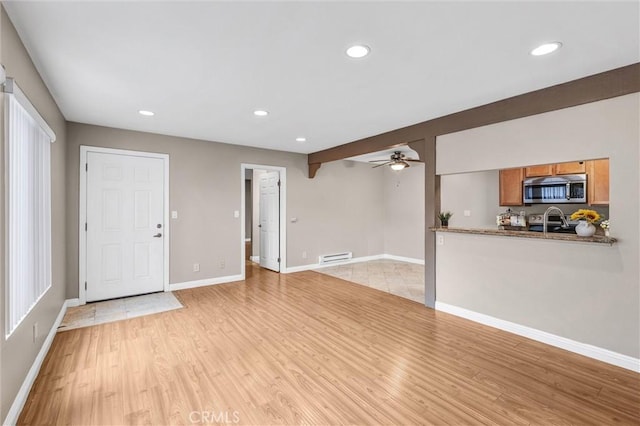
[{"left": 153, "top": 233, "right": 162, "bottom": 238}]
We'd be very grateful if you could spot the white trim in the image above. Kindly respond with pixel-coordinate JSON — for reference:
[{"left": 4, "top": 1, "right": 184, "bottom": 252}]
[
  {"left": 3, "top": 298, "right": 76, "bottom": 426},
  {"left": 435, "top": 301, "right": 640, "bottom": 373},
  {"left": 169, "top": 274, "right": 243, "bottom": 291},
  {"left": 79, "top": 146, "right": 170, "bottom": 305},
  {"left": 2, "top": 78, "right": 56, "bottom": 142},
  {"left": 249, "top": 256, "right": 260, "bottom": 263},
  {"left": 245, "top": 238, "right": 251, "bottom": 242},
  {"left": 240, "top": 163, "right": 287, "bottom": 279},
  {"left": 283, "top": 253, "right": 425, "bottom": 274},
  {"left": 382, "top": 254, "right": 425, "bottom": 265},
  {"left": 283, "top": 254, "right": 385, "bottom": 274}
]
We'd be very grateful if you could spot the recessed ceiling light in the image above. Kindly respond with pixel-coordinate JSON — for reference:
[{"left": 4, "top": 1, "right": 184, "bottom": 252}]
[
  {"left": 138, "top": 110, "right": 154, "bottom": 116},
  {"left": 530, "top": 42, "right": 562, "bottom": 56},
  {"left": 346, "top": 44, "right": 370, "bottom": 59},
  {"left": 296, "top": 137, "right": 307, "bottom": 142},
  {"left": 253, "top": 110, "right": 269, "bottom": 116}
]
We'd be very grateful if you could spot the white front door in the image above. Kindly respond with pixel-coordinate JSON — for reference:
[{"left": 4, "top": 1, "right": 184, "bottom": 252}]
[
  {"left": 259, "top": 171, "right": 280, "bottom": 272},
  {"left": 86, "top": 151, "right": 165, "bottom": 302}
]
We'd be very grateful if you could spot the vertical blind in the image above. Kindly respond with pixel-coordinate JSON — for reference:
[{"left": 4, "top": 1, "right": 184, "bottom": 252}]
[{"left": 5, "top": 80, "right": 54, "bottom": 337}]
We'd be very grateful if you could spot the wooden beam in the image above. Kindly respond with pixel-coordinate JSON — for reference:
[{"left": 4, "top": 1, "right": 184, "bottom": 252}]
[
  {"left": 308, "top": 63, "right": 640, "bottom": 168},
  {"left": 308, "top": 163, "right": 321, "bottom": 179}
]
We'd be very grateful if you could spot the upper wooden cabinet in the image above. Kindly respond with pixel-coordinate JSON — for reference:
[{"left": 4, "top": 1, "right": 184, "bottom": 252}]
[
  {"left": 525, "top": 161, "right": 587, "bottom": 177},
  {"left": 499, "top": 158, "right": 609, "bottom": 206},
  {"left": 525, "top": 164, "right": 554, "bottom": 177},
  {"left": 499, "top": 168, "right": 524, "bottom": 206},
  {"left": 587, "top": 159, "right": 609, "bottom": 205},
  {"left": 555, "top": 161, "right": 586, "bottom": 175}
]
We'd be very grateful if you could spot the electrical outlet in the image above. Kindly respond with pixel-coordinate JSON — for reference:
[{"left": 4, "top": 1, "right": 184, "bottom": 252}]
[
  {"left": 220, "top": 259, "right": 225, "bottom": 269},
  {"left": 33, "top": 322, "right": 38, "bottom": 342},
  {"left": 193, "top": 263, "right": 200, "bottom": 272},
  {"left": 302, "top": 251, "right": 307, "bottom": 259},
  {"left": 464, "top": 210, "right": 471, "bottom": 217},
  {"left": 437, "top": 235, "right": 445, "bottom": 246},
  {"left": 171, "top": 211, "right": 178, "bottom": 219}
]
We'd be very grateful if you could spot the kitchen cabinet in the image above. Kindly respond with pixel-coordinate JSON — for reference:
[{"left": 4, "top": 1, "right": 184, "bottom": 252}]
[
  {"left": 499, "top": 168, "right": 524, "bottom": 206},
  {"left": 587, "top": 159, "right": 609, "bottom": 205},
  {"left": 555, "top": 161, "right": 586, "bottom": 175},
  {"left": 525, "top": 164, "right": 554, "bottom": 177}
]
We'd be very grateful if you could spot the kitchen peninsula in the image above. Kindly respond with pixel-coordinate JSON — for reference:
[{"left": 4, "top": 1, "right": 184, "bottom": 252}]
[{"left": 431, "top": 226, "right": 616, "bottom": 245}]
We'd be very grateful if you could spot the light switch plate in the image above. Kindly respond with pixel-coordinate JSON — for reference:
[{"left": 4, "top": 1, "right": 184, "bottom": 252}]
[
  {"left": 171, "top": 211, "right": 178, "bottom": 219},
  {"left": 234, "top": 210, "right": 240, "bottom": 218},
  {"left": 464, "top": 210, "right": 471, "bottom": 217}
]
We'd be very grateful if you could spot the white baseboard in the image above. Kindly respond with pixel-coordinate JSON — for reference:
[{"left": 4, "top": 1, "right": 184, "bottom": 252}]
[
  {"left": 3, "top": 298, "right": 76, "bottom": 426},
  {"left": 435, "top": 301, "right": 640, "bottom": 373},
  {"left": 66, "top": 298, "right": 81, "bottom": 308},
  {"left": 284, "top": 253, "right": 426, "bottom": 274},
  {"left": 249, "top": 256, "right": 259, "bottom": 263},
  {"left": 283, "top": 254, "right": 384, "bottom": 273},
  {"left": 169, "top": 274, "right": 243, "bottom": 291},
  {"left": 382, "top": 254, "right": 425, "bottom": 265}
]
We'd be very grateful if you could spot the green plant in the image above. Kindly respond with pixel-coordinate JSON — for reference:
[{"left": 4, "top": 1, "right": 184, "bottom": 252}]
[{"left": 438, "top": 211, "right": 453, "bottom": 222}]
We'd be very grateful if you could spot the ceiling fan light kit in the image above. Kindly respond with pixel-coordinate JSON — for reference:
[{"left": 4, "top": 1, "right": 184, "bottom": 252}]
[
  {"left": 390, "top": 161, "right": 408, "bottom": 171},
  {"left": 370, "top": 151, "right": 420, "bottom": 170}
]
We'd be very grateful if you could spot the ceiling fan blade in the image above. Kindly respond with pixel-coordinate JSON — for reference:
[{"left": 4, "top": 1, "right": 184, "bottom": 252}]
[
  {"left": 372, "top": 162, "right": 391, "bottom": 168},
  {"left": 368, "top": 159, "right": 389, "bottom": 163},
  {"left": 405, "top": 159, "right": 422, "bottom": 162}
]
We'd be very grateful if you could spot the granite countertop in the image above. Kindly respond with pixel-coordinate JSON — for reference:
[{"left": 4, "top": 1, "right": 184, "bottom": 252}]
[{"left": 429, "top": 227, "right": 617, "bottom": 245}]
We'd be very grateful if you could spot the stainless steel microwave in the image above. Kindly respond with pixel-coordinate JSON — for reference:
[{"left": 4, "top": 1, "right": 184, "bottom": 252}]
[{"left": 523, "top": 174, "right": 587, "bottom": 204}]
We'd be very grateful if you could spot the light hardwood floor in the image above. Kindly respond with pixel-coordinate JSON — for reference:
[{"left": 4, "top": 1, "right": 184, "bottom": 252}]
[{"left": 19, "top": 264, "right": 640, "bottom": 425}]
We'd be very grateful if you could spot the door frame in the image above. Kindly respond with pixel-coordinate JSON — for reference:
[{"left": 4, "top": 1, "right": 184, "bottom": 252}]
[
  {"left": 240, "top": 163, "right": 286, "bottom": 279},
  {"left": 79, "top": 146, "right": 170, "bottom": 305}
]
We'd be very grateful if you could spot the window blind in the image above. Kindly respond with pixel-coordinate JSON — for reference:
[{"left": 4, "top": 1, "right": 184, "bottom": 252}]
[{"left": 5, "top": 78, "right": 55, "bottom": 337}]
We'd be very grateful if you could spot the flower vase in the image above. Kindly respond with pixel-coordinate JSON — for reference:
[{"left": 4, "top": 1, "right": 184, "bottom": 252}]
[
  {"left": 604, "top": 229, "right": 610, "bottom": 238},
  {"left": 575, "top": 220, "right": 596, "bottom": 237},
  {"left": 441, "top": 221, "right": 448, "bottom": 228}
]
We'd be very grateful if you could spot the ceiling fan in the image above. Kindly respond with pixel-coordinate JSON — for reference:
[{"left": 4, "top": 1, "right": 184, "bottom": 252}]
[{"left": 370, "top": 151, "right": 421, "bottom": 170}]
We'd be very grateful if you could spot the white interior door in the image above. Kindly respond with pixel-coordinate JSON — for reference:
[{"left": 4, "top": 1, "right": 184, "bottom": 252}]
[
  {"left": 86, "top": 152, "right": 165, "bottom": 302},
  {"left": 259, "top": 171, "right": 280, "bottom": 272}
]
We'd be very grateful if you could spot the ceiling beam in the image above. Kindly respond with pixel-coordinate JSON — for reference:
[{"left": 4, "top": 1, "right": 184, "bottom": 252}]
[{"left": 307, "top": 62, "right": 640, "bottom": 176}]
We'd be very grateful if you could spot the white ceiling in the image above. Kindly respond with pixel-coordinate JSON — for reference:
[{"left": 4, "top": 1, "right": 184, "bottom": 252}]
[
  {"left": 4, "top": 1, "right": 639, "bottom": 155},
  {"left": 348, "top": 146, "right": 419, "bottom": 164}
]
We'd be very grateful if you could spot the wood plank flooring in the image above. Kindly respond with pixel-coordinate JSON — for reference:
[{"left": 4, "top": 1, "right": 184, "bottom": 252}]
[{"left": 19, "top": 264, "right": 640, "bottom": 425}]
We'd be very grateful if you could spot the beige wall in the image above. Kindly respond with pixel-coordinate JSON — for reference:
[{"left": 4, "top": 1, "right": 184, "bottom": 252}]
[
  {"left": 436, "top": 93, "right": 640, "bottom": 358},
  {"left": 66, "top": 123, "right": 387, "bottom": 295},
  {"left": 440, "top": 170, "right": 500, "bottom": 229},
  {"left": 383, "top": 164, "right": 425, "bottom": 260},
  {"left": 0, "top": 7, "right": 67, "bottom": 420}
]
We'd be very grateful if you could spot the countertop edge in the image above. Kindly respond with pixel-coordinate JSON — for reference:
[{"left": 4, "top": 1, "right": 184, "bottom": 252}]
[{"left": 429, "top": 227, "right": 617, "bottom": 245}]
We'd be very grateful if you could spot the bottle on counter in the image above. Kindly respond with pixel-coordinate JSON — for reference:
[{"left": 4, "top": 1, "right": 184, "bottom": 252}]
[{"left": 497, "top": 208, "right": 526, "bottom": 230}]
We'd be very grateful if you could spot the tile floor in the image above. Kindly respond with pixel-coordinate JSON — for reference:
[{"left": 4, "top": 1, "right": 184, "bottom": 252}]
[
  {"left": 58, "top": 291, "right": 183, "bottom": 332},
  {"left": 314, "top": 259, "right": 425, "bottom": 303}
]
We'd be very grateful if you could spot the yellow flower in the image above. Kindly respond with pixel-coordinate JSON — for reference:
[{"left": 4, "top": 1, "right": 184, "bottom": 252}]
[{"left": 570, "top": 209, "right": 601, "bottom": 223}]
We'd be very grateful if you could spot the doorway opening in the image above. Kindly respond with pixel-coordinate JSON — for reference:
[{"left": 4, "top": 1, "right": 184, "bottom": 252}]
[{"left": 240, "top": 164, "right": 287, "bottom": 279}]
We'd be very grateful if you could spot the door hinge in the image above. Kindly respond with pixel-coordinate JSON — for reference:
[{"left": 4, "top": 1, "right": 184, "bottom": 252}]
[
  {"left": 85, "top": 163, "right": 88, "bottom": 172},
  {"left": 84, "top": 281, "right": 87, "bottom": 290},
  {"left": 85, "top": 222, "right": 87, "bottom": 231},
  {"left": 277, "top": 257, "right": 281, "bottom": 263},
  {"left": 277, "top": 180, "right": 281, "bottom": 187}
]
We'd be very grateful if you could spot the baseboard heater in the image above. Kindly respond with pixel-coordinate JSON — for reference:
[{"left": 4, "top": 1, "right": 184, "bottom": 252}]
[{"left": 319, "top": 252, "right": 353, "bottom": 264}]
